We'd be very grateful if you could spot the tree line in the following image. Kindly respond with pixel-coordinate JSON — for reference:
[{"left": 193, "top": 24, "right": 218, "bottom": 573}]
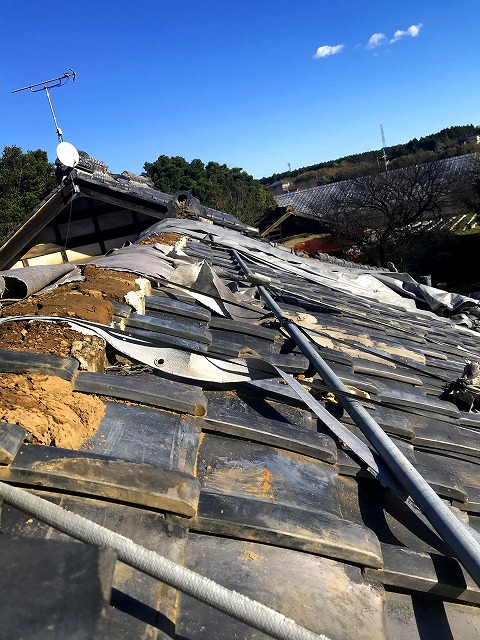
[
  {"left": 143, "top": 155, "right": 276, "bottom": 225},
  {"left": 0, "top": 146, "right": 56, "bottom": 242},
  {"left": 260, "top": 124, "right": 480, "bottom": 188}
]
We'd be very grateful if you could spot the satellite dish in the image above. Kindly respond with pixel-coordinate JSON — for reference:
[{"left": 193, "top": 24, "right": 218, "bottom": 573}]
[{"left": 56, "top": 141, "right": 79, "bottom": 168}]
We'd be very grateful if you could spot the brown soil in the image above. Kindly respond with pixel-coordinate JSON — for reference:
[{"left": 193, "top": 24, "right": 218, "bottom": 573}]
[
  {"left": 138, "top": 232, "right": 183, "bottom": 246},
  {"left": 0, "top": 373, "right": 105, "bottom": 449},
  {"left": 0, "top": 321, "right": 102, "bottom": 358},
  {"left": 0, "top": 322, "right": 107, "bottom": 373},
  {"left": 260, "top": 468, "right": 273, "bottom": 496},
  {"left": 1, "top": 266, "right": 141, "bottom": 325},
  {"left": 3, "top": 287, "right": 114, "bottom": 324},
  {"left": 79, "top": 265, "right": 140, "bottom": 303},
  {"left": 243, "top": 550, "right": 261, "bottom": 563}
]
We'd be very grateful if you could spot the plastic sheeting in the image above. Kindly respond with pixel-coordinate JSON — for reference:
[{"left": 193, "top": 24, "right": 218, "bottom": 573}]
[
  {"left": 170, "top": 260, "right": 264, "bottom": 320},
  {"left": 93, "top": 244, "right": 175, "bottom": 281},
  {"left": 136, "top": 219, "right": 417, "bottom": 310},
  {"left": 375, "top": 273, "right": 480, "bottom": 316},
  {"left": 0, "top": 264, "right": 83, "bottom": 301},
  {"left": 95, "top": 241, "right": 265, "bottom": 320},
  {"left": 136, "top": 219, "right": 480, "bottom": 318}
]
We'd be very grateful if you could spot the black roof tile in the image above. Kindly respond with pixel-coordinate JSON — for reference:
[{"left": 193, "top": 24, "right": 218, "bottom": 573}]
[
  {"left": 365, "top": 542, "right": 480, "bottom": 605},
  {"left": 196, "top": 433, "right": 342, "bottom": 517},
  {"left": 177, "top": 533, "right": 389, "bottom": 640},
  {"left": 192, "top": 491, "right": 384, "bottom": 567},
  {"left": 0, "top": 444, "right": 200, "bottom": 516},
  {"left": 74, "top": 371, "right": 208, "bottom": 416},
  {"left": 84, "top": 401, "right": 201, "bottom": 473}
]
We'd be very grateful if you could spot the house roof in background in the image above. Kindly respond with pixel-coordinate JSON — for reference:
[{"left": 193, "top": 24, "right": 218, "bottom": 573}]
[{"left": 276, "top": 153, "right": 477, "bottom": 215}]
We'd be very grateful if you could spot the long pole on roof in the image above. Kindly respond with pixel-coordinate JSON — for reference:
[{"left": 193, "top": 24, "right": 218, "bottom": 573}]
[{"left": 231, "top": 248, "right": 480, "bottom": 588}]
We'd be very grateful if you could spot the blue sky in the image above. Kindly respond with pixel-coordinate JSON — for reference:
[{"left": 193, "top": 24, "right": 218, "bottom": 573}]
[{"left": 1, "top": 1, "right": 479, "bottom": 179}]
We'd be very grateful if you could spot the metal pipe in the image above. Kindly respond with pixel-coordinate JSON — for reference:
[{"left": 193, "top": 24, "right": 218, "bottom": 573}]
[
  {"left": 231, "top": 249, "right": 480, "bottom": 587},
  {"left": 0, "top": 482, "right": 328, "bottom": 640},
  {"left": 44, "top": 86, "right": 63, "bottom": 142}
]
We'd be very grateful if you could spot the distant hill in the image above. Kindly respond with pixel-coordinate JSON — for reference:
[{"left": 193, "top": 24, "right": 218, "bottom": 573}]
[{"left": 260, "top": 125, "right": 480, "bottom": 190}]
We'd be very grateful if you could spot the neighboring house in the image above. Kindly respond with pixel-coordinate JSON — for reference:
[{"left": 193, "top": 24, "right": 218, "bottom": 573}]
[
  {"left": 1, "top": 148, "right": 480, "bottom": 639},
  {"left": 257, "top": 205, "right": 346, "bottom": 256},
  {"left": 275, "top": 153, "right": 477, "bottom": 217},
  {"left": 458, "top": 134, "right": 480, "bottom": 145},
  {"left": 257, "top": 205, "right": 328, "bottom": 241},
  {"left": 265, "top": 181, "right": 291, "bottom": 196}
]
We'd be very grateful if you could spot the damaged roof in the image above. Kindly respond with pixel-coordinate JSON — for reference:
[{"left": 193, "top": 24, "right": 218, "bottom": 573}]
[
  {"left": 0, "top": 150, "right": 254, "bottom": 271},
  {"left": 1, "top": 167, "right": 480, "bottom": 639}
]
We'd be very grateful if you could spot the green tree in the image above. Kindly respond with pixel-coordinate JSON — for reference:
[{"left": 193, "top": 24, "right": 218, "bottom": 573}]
[
  {"left": 0, "top": 146, "right": 56, "bottom": 241},
  {"left": 144, "top": 155, "right": 276, "bottom": 225}
]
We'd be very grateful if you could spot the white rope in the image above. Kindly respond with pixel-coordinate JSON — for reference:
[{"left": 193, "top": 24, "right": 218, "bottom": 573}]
[{"left": 0, "top": 481, "right": 329, "bottom": 640}]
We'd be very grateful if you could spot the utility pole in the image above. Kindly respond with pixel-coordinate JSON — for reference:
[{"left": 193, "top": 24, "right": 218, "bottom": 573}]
[{"left": 380, "top": 124, "right": 389, "bottom": 172}]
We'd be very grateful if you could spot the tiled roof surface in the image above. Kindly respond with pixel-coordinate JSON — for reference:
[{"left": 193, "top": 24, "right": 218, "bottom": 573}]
[
  {"left": 1, "top": 209, "right": 480, "bottom": 639},
  {"left": 275, "top": 153, "right": 477, "bottom": 215},
  {"left": 77, "top": 171, "right": 254, "bottom": 231}
]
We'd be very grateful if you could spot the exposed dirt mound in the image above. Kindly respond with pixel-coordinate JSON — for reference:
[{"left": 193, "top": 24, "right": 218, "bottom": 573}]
[
  {"left": 2, "top": 287, "right": 114, "bottom": 324},
  {"left": 138, "top": 232, "right": 183, "bottom": 246},
  {"left": 0, "top": 266, "right": 141, "bottom": 325},
  {"left": 0, "top": 320, "right": 94, "bottom": 356},
  {"left": 0, "top": 373, "right": 105, "bottom": 449},
  {"left": 78, "top": 265, "right": 140, "bottom": 303},
  {"left": 0, "top": 321, "right": 106, "bottom": 372}
]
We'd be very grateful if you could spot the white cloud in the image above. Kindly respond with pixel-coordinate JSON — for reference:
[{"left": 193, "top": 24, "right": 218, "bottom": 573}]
[
  {"left": 367, "top": 33, "right": 387, "bottom": 49},
  {"left": 391, "top": 23, "right": 423, "bottom": 43},
  {"left": 366, "top": 23, "right": 423, "bottom": 49},
  {"left": 313, "top": 44, "right": 344, "bottom": 59}
]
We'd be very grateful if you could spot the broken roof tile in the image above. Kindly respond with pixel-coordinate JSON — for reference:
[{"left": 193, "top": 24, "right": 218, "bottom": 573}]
[{"left": 1, "top": 170, "right": 480, "bottom": 639}]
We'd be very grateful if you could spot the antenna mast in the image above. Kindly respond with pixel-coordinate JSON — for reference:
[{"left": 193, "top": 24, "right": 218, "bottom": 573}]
[
  {"left": 12, "top": 69, "right": 76, "bottom": 142},
  {"left": 380, "top": 124, "right": 389, "bottom": 172}
]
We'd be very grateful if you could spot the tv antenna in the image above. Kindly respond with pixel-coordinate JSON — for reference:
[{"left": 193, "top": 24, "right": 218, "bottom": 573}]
[
  {"left": 380, "top": 124, "right": 389, "bottom": 172},
  {"left": 12, "top": 69, "right": 76, "bottom": 143}
]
